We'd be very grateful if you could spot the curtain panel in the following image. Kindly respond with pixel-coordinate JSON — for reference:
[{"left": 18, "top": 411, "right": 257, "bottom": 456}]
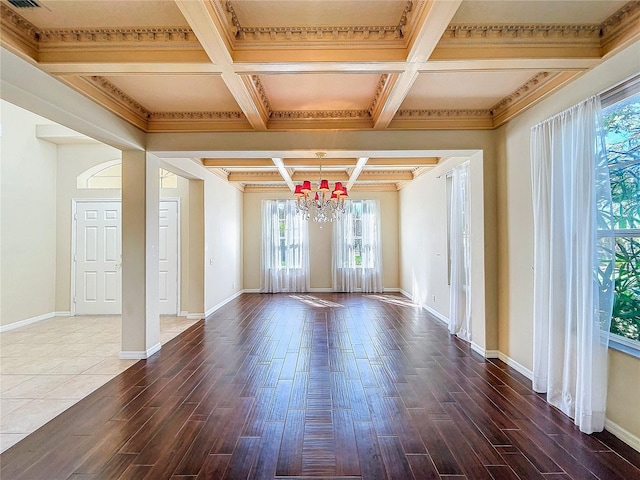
[
  {"left": 332, "top": 200, "right": 383, "bottom": 293},
  {"left": 260, "top": 200, "right": 310, "bottom": 293},
  {"left": 449, "top": 161, "right": 472, "bottom": 341},
  {"left": 530, "top": 95, "right": 615, "bottom": 433}
]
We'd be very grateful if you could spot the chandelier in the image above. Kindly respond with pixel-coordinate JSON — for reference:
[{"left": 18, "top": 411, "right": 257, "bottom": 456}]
[{"left": 293, "top": 152, "right": 348, "bottom": 222}]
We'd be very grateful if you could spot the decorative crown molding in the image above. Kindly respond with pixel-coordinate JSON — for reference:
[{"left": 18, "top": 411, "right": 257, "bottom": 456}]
[
  {"left": 37, "top": 27, "right": 198, "bottom": 44},
  {"left": 149, "top": 111, "right": 246, "bottom": 121},
  {"left": 270, "top": 110, "right": 372, "bottom": 120},
  {"left": 221, "top": 0, "right": 413, "bottom": 45},
  {"left": 395, "top": 109, "right": 492, "bottom": 118},
  {"left": 88, "top": 76, "right": 151, "bottom": 119},
  {"left": 368, "top": 74, "right": 390, "bottom": 115},
  {"left": 441, "top": 23, "right": 601, "bottom": 43},
  {"left": 490, "top": 72, "right": 551, "bottom": 115},
  {"left": 600, "top": 0, "right": 640, "bottom": 45},
  {"left": 1, "top": 3, "right": 38, "bottom": 49},
  {"left": 251, "top": 75, "right": 272, "bottom": 114}
]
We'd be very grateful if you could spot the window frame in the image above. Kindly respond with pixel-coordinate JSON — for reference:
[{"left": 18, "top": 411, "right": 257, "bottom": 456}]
[
  {"left": 601, "top": 75, "right": 640, "bottom": 357},
  {"left": 273, "top": 200, "right": 303, "bottom": 270}
]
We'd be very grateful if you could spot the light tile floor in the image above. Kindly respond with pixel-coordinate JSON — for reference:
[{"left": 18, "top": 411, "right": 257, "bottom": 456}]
[{"left": 0, "top": 315, "right": 199, "bottom": 452}]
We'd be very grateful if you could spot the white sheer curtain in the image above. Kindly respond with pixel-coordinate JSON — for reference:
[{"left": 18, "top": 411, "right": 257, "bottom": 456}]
[
  {"left": 332, "top": 200, "right": 383, "bottom": 292},
  {"left": 448, "top": 162, "right": 471, "bottom": 341},
  {"left": 531, "top": 95, "right": 615, "bottom": 434},
  {"left": 260, "top": 200, "right": 310, "bottom": 293}
]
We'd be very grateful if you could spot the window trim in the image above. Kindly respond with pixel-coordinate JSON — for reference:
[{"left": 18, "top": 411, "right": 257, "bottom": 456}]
[{"left": 601, "top": 73, "right": 640, "bottom": 357}]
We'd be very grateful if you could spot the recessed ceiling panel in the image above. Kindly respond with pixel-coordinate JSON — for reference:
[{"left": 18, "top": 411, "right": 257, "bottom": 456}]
[
  {"left": 401, "top": 71, "right": 539, "bottom": 110},
  {"left": 103, "top": 75, "right": 241, "bottom": 112},
  {"left": 261, "top": 74, "right": 381, "bottom": 111},
  {"left": 452, "top": 0, "right": 627, "bottom": 24},
  {"left": 7, "top": 0, "right": 190, "bottom": 28},
  {"left": 230, "top": 0, "right": 409, "bottom": 27}
]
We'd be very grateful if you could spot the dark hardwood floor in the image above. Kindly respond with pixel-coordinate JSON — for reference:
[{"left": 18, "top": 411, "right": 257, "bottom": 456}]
[{"left": 2, "top": 293, "right": 639, "bottom": 480}]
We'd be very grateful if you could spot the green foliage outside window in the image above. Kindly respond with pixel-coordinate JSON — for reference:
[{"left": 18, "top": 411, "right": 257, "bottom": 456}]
[{"left": 602, "top": 94, "right": 640, "bottom": 342}]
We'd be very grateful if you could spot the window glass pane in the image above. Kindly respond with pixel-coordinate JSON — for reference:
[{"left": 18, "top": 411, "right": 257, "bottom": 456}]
[
  {"left": 603, "top": 92, "right": 640, "bottom": 168},
  {"left": 609, "top": 163, "right": 640, "bottom": 229},
  {"left": 355, "top": 218, "right": 362, "bottom": 237},
  {"left": 354, "top": 238, "right": 362, "bottom": 266},
  {"left": 612, "top": 236, "right": 640, "bottom": 341}
]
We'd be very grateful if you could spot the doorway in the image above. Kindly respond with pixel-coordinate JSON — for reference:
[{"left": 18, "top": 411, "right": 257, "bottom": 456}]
[{"left": 72, "top": 199, "right": 179, "bottom": 315}]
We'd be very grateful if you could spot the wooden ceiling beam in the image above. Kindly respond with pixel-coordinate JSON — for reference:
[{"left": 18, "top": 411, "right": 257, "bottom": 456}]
[
  {"left": 373, "top": 0, "right": 463, "bottom": 129},
  {"left": 366, "top": 157, "right": 438, "bottom": 166},
  {"left": 175, "top": 0, "right": 268, "bottom": 131},
  {"left": 291, "top": 171, "right": 350, "bottom": 182},
  {"left": 227, "top": 171, "right": 283, "bottom": 182},
  {"left": 203, "top": 158, "right": 275, "bottom": 167}
]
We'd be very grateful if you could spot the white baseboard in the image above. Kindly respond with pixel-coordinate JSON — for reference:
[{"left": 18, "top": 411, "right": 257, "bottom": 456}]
[
  {"left": 421, "top": 304, "right": 449, "bottom": 326},
  {"left": 205, "top": 290, "right": 244, "bottom": 318},
  {"left": 186, "top": 313, "right": 205, "bottom": 320},
  {"left": 55, "top": 311, "right": 71, "bottom": 317},
  {"left": 243, "top": 288, "right": 261, "bottom": 293},
  {"left": 179, "top": 310, "right": 188, "bottom": 317},
  {"left": 308, "top": 288, "right": 333, "bottom": 293},
  {"left": 399, "top": 289, "right": 412, "bottom": 299},
  {"left": 0, "top": 311, "right": 55, "bottom": 332},
  {"left": 120, "top": 341, "right": 161, "bottom": 360},
  {"left": 605, "top": 418, "right": 640, "bottom": 453},
  {"left": 496, "top": 352, "right": 534, "bottom": 380},
  {"left": 383, "top": 288, "right": 401, "bottom": 293}
]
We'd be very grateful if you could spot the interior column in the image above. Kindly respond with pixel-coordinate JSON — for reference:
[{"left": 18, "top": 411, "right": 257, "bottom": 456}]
[{"left": 120, "top": 150, "right": 161, "bottom": 358}]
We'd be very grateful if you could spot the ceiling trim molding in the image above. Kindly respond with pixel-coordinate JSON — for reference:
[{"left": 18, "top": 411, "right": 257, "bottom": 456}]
[
  {"left": 37, "top": 27, "right": 199, "bottom": 45},
  {"left": 600, "top": 0, "right": 640, "bottom": 53},
  {"left": 150, "top": 111, "right": 246, "bottom": 120},
  {"left": 351, "top": 183, "right": 398, "bottom": 192},
  {"left": 270, "top": 110, "right": 372, "bottom": 120},
  {"left": 250, "top": 75, "right": 273, "bottom": 114},
  {"left": 87, "top": 76, "right": 151, "bottom": 118},
  {"left": 492, "top": 71, "right": 581, "bottom": 127},
  {"left": 440, "top": 23, "right": 601, "bottom": 44},
  {"left": 243, "top": 184, "right": 290, "bottom": 192},
  {"left": 389, "top": 109, "right": 493, "bottom": 129},
  {"left": 0, "top": 4, "right": 39, "bottom": 57},
  {"left": 222, "top": 0, "right": 413, "bottom": 47},
  {"left": 490, "top": 72, "right": 552, "bottom": 116}
]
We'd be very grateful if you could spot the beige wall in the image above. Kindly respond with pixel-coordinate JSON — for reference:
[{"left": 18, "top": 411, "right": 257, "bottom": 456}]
[
  {"left": 399, "top": 151, "right": 494, "bottom": 352},
  {"left": 204, "top": 174, "right": 243, "bottom": 313},
  {"left": 243, "top": 190, "right": 399, "bottom": 291},
  {"left": 1, "top": 101, "right": 58, "bottom": 326},
  {"left": 496, "top": 39, "right": 640, "bottom": 440}
]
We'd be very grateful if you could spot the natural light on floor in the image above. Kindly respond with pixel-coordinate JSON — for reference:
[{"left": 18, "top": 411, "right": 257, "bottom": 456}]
[
  {"left": 288, "top": 295, "right": 344, "bottom": 308},
  {"left": 369, "top": 294, "right": 420, "bottom": 308}
]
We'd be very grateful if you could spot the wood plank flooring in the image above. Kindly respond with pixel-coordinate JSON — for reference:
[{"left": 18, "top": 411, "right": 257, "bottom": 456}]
[{"left": 1, "top": 293, "right": 639, "bottom": 479}]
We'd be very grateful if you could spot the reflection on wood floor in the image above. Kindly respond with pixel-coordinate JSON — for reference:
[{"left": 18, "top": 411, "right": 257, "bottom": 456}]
[{"left": 1, "top": 293, "right": 639, "bottom": 479}]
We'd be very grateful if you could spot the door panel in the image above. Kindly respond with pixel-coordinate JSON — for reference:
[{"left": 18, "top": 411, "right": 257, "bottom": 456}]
[
  {"left": 158, "top": 201, "right": 179, "bottom": 315},
  {"left": 75, "top": 202, "right": 121, "bottom": 314}
]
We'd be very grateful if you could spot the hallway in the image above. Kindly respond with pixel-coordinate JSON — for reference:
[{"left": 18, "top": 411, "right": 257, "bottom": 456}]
[{"left": 1, "top": 293, "right": 638, "bottom": 479}]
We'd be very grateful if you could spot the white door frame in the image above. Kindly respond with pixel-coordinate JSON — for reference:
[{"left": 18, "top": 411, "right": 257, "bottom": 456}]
[{"left": 71, "top": 198, "right": 181, "bottom": 316}]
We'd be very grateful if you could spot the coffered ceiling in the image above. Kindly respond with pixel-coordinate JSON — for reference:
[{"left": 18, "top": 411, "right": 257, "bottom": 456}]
[{"left": 2, "top": 0, "right": 639, "bottom": 192}]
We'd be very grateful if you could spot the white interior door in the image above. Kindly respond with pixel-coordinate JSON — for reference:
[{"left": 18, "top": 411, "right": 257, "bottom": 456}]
[
  {"left": 74, "top": 199, "right": 179, "bottom": 316},
  {"left": 159, "top": 200, "right": 179, "bottom": 315},
  {"left": 74, "top": 201, "right": 122, "bottom": 315}
]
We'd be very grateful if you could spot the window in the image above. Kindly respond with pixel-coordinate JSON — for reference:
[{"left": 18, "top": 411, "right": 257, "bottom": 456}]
[
  {"left": 276, "top": 200, "right": 301, "bottom": 268},
  {"left": 332, "top": 199, "right": 383, "bottom": 292},
  {"left": 260, "top": 200, "right": 309, "bottom": 293},
  {"left": 77, "top": 160, "right": 177, "bottom": 189},
  {"left": 602, "top": 79, "right": 640, "bottom": 353}
]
